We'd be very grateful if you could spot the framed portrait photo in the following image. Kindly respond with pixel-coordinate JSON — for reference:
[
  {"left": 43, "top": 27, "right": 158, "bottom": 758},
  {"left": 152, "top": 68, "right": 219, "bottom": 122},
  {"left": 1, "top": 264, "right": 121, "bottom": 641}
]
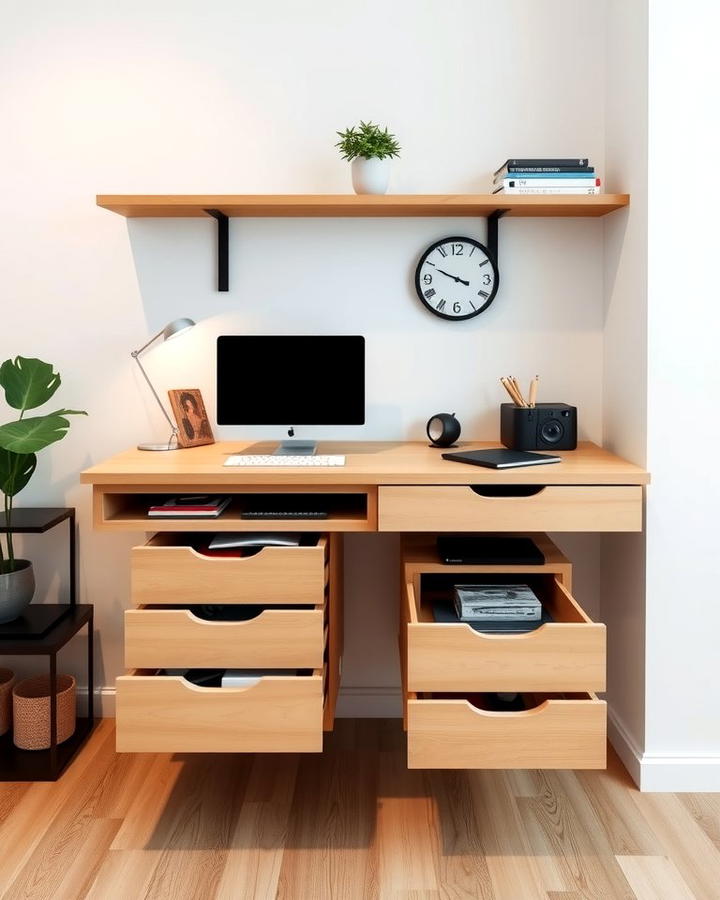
[{"left": 168, "top": 388, "right": 215, "bottom": 448}]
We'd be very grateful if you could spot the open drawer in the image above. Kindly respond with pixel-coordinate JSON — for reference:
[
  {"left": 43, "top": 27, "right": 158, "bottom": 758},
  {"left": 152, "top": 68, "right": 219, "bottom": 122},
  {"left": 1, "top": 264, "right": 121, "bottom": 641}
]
[
  {"left": 379, "top": 484, "right": 642, "bottom": 532},
  {"left": 125, "top": 605, "right": 326, "bottom": 669},
  {"left": 116, "top": 669, "right": 324, "bottom": 753},
  {"left": 407, "top": 692, "right": 606, "bottom": 769},
  {"left": 130, "top": 534, "right": 328, "bottom": 606},
  {"left": 405, "top": 577, "right": 605, "bottom": 693}
]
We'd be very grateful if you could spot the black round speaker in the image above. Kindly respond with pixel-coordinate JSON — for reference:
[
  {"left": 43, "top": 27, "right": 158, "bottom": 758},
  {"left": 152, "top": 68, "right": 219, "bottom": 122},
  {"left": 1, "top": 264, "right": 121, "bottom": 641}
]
[
  {"left": 540, "top": 419, "right": 564, "bottom": 444},
  {"left": 426, "top": 413, "right": 461, "bottom": 448}
]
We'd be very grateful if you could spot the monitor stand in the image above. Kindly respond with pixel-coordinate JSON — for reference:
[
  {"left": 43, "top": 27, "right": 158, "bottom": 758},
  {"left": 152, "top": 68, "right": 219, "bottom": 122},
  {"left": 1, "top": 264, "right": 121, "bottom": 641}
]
[{"left": 273, "top": 440, "right": 317, "bottom": 456}]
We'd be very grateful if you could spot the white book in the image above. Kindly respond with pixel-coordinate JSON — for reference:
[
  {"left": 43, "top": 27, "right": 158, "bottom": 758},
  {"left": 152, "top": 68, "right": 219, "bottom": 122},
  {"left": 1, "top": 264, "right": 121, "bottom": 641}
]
[
  {"left": 500, "top": 177, "right": 601, "bottom": 188},
  {"left": 495, "top": 186, "right": 600, "bottom": 195}
]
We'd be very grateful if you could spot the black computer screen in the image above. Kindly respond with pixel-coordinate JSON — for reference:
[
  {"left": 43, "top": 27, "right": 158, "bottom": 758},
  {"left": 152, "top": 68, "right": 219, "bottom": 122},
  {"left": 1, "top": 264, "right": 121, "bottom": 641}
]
[{"left": 216, "top": 335, "right": 365, "bottom": 425}]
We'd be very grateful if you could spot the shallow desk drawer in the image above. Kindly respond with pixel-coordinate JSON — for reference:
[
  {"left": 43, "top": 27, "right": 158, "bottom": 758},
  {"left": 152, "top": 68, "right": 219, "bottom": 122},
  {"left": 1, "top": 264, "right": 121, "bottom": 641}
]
[
  {"left": 407, "top": 692, "right": 606, "bottom": 769},
  {"left": 379, "top": 485, "right": 642, "bottom": 532},
  {"left": 131, "top": 534, "right": 328, "bottom": 606},
  {"left": 125, "top": 605, "right": 325, "bottom": 669},
  {"left": 116, "top": 670, "right": 324, "bottom": 753},
  {"left": 405, "top": 579, "right": 605, "bottom": 693}
]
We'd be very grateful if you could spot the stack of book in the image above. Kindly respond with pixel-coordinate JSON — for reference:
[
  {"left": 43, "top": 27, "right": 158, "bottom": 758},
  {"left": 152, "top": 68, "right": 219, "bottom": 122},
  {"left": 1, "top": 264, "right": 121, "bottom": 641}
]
[
  {"left": 492, "top": 158, "right": 600, "bottom": 195},
  {"left": 454, "top": 584, "right": 542, "bottom": 623},
  {"left": 148, "top": 495, "right": 231, "bottom": 518}
]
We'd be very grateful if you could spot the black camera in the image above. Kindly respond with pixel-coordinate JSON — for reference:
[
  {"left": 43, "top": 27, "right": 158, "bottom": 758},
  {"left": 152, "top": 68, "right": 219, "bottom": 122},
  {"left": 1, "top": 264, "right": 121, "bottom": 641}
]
[{"left": 500, "top": 403, "right": 577, "bottom": 451}]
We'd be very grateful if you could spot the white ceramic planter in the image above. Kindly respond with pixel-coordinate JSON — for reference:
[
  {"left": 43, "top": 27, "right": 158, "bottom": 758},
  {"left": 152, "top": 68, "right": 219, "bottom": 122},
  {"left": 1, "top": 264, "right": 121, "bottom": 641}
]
[{"left": 351, "top": 157, "right": 391, "bottom": 195}]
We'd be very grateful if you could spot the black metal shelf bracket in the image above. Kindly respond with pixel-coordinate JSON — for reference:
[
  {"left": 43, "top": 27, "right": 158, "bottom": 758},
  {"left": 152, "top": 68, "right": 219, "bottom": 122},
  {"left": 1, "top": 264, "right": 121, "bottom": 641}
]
[
  {"left": 204, "top": 209, "right": 229, "bottom": 292},
  {"left": 486, "top": 208, "right": 509, "bottom": 269}
]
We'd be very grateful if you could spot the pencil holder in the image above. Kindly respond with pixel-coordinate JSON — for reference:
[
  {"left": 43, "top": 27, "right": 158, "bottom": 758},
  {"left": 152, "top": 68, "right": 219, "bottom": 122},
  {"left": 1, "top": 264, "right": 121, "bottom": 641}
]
[{"left": 500, "top": 403, "right": 577, "bottom": 451}]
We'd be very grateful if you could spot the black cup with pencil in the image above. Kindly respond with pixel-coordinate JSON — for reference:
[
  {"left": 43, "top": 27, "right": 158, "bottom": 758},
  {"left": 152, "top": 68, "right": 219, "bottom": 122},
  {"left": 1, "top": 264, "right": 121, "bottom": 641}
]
[{"left": 499, "top": 375, "right": 578, "bottom": 451}]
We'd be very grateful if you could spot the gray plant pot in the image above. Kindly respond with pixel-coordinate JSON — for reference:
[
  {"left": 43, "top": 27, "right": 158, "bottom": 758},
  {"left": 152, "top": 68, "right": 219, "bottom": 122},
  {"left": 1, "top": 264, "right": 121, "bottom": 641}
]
[{"left": 0, "top": 560, "right": 35, "bottom": 624}]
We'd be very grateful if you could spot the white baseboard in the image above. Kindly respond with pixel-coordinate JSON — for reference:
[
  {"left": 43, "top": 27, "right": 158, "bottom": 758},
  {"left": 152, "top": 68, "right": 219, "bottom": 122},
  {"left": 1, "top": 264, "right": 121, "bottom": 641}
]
[
  {"left": 607, "top": 706, "right": 643, "bottom": 786},
  {"left": 608, "top": 706, "right": 720, "bottom": 791}
]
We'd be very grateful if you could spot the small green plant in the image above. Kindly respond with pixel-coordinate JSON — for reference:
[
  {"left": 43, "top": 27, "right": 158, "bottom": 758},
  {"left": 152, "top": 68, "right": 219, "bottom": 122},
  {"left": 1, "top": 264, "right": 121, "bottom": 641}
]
[
  {"left": 335, "top": 121, "right": 401, "bottom": 161},
  {"left": 0, "top": 358, "right": 86, "bottom": 573}
]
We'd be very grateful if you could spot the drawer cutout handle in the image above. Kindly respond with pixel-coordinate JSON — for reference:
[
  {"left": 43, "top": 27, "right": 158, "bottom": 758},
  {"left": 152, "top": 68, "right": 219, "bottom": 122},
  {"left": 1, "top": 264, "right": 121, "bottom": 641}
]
[{"left": 469, "top": 485, "right": 546, "bottom": 498}]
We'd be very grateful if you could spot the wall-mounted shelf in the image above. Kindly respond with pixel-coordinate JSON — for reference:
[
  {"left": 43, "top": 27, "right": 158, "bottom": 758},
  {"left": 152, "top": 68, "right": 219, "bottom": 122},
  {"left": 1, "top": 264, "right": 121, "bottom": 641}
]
[{"left": 96, "top": 193, "right": 630, "bottom": 291}]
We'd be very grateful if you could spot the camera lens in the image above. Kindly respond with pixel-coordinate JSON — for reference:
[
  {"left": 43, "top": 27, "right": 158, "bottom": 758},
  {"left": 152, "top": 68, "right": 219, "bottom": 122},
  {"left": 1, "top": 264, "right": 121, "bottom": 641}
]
[{"left": 540, "top": 419, "right": 564, "bottom": 444}]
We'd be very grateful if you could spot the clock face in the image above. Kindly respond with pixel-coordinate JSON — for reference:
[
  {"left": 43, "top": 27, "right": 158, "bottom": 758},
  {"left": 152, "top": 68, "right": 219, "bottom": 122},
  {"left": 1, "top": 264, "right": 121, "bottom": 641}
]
[{"left": 414, "top": 236, "right": 499, "bottom": 320}]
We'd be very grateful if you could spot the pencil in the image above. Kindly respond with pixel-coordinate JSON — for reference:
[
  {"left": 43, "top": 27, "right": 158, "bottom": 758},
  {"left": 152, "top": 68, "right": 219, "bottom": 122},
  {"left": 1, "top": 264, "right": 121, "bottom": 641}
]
[
  {"left": 501, "top": 377, "right": 524, "bottom": 407},
  {"left": 529, "top": 376, "right": 538, "bottom": 408},
  {"left": 510, "top": 376, "right": 527, "bottom": 407}
]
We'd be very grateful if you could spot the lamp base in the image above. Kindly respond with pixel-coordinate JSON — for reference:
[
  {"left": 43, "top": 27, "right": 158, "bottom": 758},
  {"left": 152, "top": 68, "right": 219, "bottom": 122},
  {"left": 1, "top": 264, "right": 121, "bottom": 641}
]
[{"left": 137, "top": 441, "right": 181, "bottom": 451}]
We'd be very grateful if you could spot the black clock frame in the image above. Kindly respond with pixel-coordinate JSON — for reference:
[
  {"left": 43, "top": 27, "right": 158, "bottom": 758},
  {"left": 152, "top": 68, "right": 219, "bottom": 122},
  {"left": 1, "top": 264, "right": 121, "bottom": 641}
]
[{"left": 414, "top": 235, "right": 500, "bottom": 321}]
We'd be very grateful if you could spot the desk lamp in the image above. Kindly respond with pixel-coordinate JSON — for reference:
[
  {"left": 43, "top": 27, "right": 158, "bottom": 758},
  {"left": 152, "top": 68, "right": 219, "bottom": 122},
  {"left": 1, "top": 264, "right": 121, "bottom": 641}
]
[{"left": 131, "top": 317, "right": 196, "bottom": 451}]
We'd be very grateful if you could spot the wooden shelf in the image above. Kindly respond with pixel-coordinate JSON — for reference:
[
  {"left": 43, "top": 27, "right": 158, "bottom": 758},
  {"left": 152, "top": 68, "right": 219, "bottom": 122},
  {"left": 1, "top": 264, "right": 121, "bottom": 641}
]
[{"left": 96, "top": 193, "right": 629, "bottom": 219}]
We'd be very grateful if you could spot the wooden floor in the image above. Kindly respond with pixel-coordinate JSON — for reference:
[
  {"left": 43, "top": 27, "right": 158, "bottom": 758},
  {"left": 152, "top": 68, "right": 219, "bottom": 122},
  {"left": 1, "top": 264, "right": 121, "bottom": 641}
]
[{"left": 0, "top": 720, "right": 719, "bottom": 900}]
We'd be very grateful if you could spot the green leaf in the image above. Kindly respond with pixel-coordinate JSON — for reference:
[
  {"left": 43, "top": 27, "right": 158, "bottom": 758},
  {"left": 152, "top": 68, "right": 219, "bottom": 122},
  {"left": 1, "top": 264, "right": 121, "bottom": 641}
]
[
  {"left": 0, "top": 357, "right": 61, "bottom": 411},
  {"left": 0, "top": 413, "right": 79, "bottom": 454},
  {"left": 0, "top": 449, "right": 36, "bottom": 497}
]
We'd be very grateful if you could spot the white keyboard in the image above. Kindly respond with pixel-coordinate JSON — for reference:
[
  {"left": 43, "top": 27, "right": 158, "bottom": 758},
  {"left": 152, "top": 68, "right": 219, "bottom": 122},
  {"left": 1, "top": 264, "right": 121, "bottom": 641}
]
[{"left": 224, "top": 454, "right": 346, "bottom": 467}]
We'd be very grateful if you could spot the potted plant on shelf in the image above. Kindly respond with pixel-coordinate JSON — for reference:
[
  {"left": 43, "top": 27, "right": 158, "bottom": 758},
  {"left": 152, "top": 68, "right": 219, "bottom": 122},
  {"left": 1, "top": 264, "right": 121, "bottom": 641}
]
[
  {"left": 335, "top": 120, "right": 401, "bottom": 195},
  {"left": 0, "top": 357, "right": 86, "bottom": 624}
]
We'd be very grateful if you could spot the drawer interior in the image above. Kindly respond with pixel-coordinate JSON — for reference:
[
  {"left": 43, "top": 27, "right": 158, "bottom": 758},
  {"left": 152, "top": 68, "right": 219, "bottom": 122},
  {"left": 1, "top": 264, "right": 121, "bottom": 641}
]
[
  {"left": 412, "top": 573, "right": 593, "bottom": 630},
  {"left": 414, "top": 690, "right": 596, "bottom": 708},
  {"left": 144, "top": 532, "right": 325, "bottom": 553}
]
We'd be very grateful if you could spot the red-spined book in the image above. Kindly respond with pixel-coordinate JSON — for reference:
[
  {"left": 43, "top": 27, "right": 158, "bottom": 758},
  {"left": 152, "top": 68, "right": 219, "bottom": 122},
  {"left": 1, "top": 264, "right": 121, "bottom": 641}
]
[{"left": 148, "top": 496, "right": 231, "bottom": 518}]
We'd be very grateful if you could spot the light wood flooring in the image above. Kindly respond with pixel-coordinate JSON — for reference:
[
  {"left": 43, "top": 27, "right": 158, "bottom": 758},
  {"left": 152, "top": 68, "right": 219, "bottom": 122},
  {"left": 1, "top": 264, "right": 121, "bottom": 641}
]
[{"left": 0, "top": 719, "right": 719, "bottom": 900}]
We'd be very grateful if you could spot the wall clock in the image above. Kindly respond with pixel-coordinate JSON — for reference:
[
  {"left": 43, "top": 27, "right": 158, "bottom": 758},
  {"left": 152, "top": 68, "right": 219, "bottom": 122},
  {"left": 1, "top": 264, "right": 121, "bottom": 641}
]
[{"left": 414, "top": 236, "right": 499, "bottom": 321}]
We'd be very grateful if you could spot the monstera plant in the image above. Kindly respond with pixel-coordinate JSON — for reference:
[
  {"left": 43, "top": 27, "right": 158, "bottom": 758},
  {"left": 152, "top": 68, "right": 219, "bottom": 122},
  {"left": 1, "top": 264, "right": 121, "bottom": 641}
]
[{"left": 0, "top": 358, "right": 86, "bottom": 623}]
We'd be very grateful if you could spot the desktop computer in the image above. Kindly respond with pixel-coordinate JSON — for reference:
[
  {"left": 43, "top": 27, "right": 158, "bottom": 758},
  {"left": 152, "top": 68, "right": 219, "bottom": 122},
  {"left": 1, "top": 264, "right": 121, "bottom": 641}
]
[{"left": 217, "top": 335, "right": 365, "bottom": 463}]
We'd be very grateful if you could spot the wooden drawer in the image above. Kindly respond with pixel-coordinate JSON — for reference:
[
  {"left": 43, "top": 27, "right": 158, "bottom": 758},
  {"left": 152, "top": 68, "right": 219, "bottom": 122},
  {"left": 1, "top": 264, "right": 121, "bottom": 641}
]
[
  {"left": 407, "top": 692, "right": 606, "bottom": 769},
  {"left": 116, "top": 669, "right": 324, "bottom": 753},
  {"left": 405, "top": 578, "right": 605, "bottom": 692},
  {"left": 125, "top": 605, "right": 325, "bottom": 669},
  {"left": 130, "top": 534, "right": 328, "bottom": 606},
  {"left": 379, "top": 485, "right": 642, "bottom": 532}
]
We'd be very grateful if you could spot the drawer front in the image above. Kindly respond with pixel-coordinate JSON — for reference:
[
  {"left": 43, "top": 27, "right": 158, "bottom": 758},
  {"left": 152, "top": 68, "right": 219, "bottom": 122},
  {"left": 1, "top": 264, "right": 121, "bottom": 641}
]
[
  {"left": 125, "top": 606, "right": 325, "bottom": 669},
  {"left": 379, "top": 485, "right": 642, "bottom": 532},
  {"left": 116, "top": 672, "right": 323, "bottom": 753},
  {"left": 131, "top": 536, "right": 327, "bottom": 606},
  {"left": 407, "top": 695, "right": 606, "bottom": 769},
  {"left": 405, "top": 581, "right": 606, "bottom": 693}
]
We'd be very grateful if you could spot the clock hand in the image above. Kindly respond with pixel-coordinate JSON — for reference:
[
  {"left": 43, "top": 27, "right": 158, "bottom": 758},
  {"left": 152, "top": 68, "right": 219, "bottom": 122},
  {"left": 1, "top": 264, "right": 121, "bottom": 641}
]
[{"left": 436, "top": 268, "right": 470, "bottom": 287}]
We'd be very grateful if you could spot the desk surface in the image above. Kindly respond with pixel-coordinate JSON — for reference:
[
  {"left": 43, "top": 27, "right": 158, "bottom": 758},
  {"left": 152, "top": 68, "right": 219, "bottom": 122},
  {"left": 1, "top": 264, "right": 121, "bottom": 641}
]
[{"left": 81, "top": 441, "right": 649, "bottom": 487}]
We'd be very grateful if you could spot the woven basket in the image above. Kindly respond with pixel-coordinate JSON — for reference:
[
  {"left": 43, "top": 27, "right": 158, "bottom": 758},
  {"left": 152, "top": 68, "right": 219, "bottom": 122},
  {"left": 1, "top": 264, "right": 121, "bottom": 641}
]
[
  {"left": 0, "top": 668, "right": 15, "bottom": 737},
  {"left": 12, "top": 674, "right": 76, "bottom": 750}
]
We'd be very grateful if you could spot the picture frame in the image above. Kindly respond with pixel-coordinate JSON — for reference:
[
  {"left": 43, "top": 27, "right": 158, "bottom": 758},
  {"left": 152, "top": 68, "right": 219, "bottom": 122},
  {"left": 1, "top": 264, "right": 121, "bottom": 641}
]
[{"left": 168, "top": 388, "right": 215, "bottom": 448}]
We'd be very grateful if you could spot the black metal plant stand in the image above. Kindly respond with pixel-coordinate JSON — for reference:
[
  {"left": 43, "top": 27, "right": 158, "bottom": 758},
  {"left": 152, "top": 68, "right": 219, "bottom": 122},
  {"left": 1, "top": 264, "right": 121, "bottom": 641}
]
[{"left": 0, "top": 508, "right": 95, "bottom": 781}]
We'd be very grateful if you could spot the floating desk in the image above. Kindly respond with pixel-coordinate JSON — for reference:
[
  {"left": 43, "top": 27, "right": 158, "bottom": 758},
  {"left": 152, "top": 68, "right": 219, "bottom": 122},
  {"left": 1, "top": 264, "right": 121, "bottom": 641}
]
[{"left": 82, "top": 441, "right": 649, "bottom": 768}]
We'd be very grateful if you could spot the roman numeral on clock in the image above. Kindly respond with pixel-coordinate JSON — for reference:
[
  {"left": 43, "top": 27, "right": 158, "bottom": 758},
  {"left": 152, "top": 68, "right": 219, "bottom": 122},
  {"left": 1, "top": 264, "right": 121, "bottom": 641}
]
[
  {"left": 436, "top": 299, "right": 446, "bottom": 312},
  {"left": 478, "top": 259, "right": 489, "bottom": 267},
  {"left": 478, "top": 290, "right": 490, "bottom": 299},
  {"left": 437, "top": 246, "right": 448, "bottom": 258}
]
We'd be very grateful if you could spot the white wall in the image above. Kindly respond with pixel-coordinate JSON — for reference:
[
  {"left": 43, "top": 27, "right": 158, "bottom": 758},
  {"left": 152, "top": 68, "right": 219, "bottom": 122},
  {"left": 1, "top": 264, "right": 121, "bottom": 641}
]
[
  {"left": 602, "top": 0, "right": 648, "bottom": 779},
  {"left": 642, "top": 0, "right": 720, "bottom": 790},
  {"left": 1, "top": 1, "right": 609, "bottom": 710}
]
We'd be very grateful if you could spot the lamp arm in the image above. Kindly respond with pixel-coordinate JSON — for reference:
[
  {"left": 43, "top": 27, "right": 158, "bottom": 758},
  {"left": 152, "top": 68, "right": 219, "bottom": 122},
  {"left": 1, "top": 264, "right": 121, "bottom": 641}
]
[
  {"left": 131, "top": 352, "right": 178, "bottom": 434},
  {"left": 131, "top": 327, "right": 165, "bottom": 357}
]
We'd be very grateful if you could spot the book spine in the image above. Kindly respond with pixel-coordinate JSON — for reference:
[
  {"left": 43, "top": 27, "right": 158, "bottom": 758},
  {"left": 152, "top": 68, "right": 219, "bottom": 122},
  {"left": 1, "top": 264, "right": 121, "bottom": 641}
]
[
  {"left": 498, "top": 172, "right": 597, "bottom": 180},
  {"left": 497, "top": 186, "right": 601, "bottom": 195},
  {"left": 503, "top": 178, "right": 601, "bottom": 188},
  {"left": 493, "top": 158, "right": 589, "bottom": 176},
  {"left": 506, "top": 166, "right": 594, "bottom": 174}
]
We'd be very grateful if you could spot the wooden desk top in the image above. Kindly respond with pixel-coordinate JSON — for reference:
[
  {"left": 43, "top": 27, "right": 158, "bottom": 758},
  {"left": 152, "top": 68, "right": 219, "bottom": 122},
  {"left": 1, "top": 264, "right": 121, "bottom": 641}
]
[{"left": 81, "top": 441, "right": 649, "bottom": 487}]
